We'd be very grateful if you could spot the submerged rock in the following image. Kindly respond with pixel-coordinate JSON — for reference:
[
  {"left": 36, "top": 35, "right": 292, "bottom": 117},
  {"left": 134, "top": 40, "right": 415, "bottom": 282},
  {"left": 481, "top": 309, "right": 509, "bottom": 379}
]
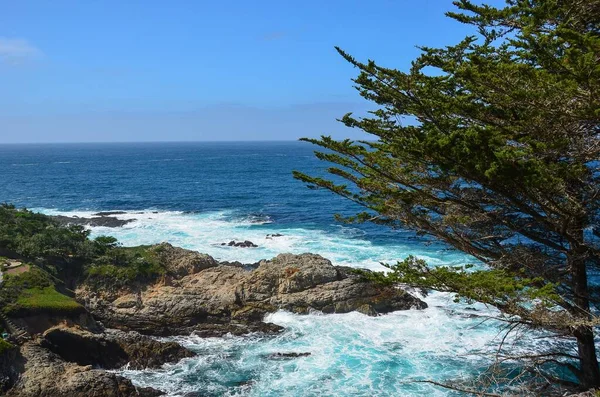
[{"left": 77, "top": 247, "right": 427, "bottom": 337}]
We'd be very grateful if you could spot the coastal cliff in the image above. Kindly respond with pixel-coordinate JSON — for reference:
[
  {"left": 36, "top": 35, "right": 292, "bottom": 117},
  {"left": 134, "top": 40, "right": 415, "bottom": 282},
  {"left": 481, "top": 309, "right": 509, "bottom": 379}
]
[
  {"left": 77, "top": 243, "right": 426, "bottom": 337},
  {"left": 1, "top": 240, "right": 426, "bottom": 396}
]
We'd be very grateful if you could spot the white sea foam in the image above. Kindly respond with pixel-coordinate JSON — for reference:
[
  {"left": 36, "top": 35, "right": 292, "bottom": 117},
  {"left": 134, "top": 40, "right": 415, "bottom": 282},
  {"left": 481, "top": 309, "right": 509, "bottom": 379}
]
[
  {"left": 36, "top": 208, "right": 470, "bottom": 270},
  {"left": 36, "top": 208, "right": 548, "bottom": 396},
  {"left": 116, "top": 292, "right": 540, "bottom": 396}
]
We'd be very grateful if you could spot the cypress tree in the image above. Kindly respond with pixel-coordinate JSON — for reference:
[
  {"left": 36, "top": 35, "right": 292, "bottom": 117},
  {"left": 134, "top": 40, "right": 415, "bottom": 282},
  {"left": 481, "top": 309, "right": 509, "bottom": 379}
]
[{"left": 294, "top": 0, "right": 600, "bottom": 390}]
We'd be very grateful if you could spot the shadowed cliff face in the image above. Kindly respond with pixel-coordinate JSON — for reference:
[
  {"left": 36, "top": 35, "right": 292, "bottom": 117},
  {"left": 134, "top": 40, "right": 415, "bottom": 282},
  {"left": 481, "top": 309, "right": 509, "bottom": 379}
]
[
  {"left": 5, "top": 326, "right": 196, "bottom": 397},
  {"left": 41, "top": 326, "right": 194, "bottom": 370},
  {"left": 77, "top": 243, "right": 427, "bottom": 337},
  {"left": 0, "top": 342, "right": 21, "bottom": 394},
  {"left": 5, "top": 341, "right": 164, "bottom": 397}
]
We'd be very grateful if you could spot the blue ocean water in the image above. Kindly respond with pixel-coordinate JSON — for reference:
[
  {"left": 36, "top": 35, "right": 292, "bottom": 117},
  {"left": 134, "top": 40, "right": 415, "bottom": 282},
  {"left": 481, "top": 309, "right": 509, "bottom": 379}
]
[{"left": 0, "top": 142, "right": 535, "bottom": 396}]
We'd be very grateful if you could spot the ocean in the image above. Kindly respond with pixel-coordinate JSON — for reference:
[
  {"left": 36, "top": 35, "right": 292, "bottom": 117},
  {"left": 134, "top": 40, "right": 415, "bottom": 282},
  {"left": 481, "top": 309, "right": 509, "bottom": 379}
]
[{"left": 0, "top": 141, "right": 533, "bottom": 396}]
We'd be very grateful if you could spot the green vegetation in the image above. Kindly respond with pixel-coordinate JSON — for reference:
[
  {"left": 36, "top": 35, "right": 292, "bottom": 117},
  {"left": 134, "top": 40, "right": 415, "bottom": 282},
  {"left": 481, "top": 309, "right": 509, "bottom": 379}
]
[
  {"left": 0, "top": 203, "right": 91, "bottom": 260},
  {"left": 0, "top": 204, "right": 166, "bottom": 287},
  {"left": 1, "top": 266, "right": 52, "bottom": 294},
  {"left": 0, "top": 266, "right": 81, "bottom": 316},
  {"left": 0, "top": 205, "right": 167, "bottom": 313},
  {"left": 0, "top": 339, "right": 14, "bottom": 355},
  {"left": 296, "top": 0, "right": 600, "bottom": 393},
  {"left": 11, "top": 286, "right": 82, "bottom": 315},
  {"left": 86, "top": 245, "right": 165, "bottom": 287}
]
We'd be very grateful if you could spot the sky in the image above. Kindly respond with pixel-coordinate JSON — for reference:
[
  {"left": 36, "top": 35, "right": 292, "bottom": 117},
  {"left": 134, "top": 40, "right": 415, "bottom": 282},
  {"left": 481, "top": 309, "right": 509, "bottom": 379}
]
[{"left": 0, "top": 0, "right": 499, "bottom": 143}]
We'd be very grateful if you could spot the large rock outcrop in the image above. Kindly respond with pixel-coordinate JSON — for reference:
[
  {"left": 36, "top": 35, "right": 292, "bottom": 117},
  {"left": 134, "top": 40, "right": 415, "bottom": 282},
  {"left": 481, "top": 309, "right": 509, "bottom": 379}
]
[
  {"left": 77, "top": 245, "right": 426, "bottom": 336},
  {"left": 41, "top": 326, "right": 195, "bottom": 370},
  {"left": 6, "top": 341, "right": 163, "bottom": 397}
]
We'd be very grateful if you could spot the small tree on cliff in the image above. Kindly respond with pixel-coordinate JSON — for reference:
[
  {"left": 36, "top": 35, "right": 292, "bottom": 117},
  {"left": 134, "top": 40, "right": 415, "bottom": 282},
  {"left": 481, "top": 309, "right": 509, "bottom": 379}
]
[{"left": 294, "top": 0, "right": 600, "bottom": 392}]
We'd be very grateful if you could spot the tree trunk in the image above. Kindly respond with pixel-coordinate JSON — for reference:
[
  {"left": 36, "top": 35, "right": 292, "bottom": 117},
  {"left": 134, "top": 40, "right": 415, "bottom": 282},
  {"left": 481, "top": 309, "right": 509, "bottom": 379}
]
[
  {"left": 570, "top": 239, "right": 600, "bottom": 389},
  {"left": 574, "top": 327, "right": 600, "bottom": 389}
]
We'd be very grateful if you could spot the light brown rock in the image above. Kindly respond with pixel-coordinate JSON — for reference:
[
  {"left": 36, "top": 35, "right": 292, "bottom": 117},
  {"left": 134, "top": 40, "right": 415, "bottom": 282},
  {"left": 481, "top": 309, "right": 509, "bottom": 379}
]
[{"left": 77, "top": 248, "right": 427, "bottom": 336}]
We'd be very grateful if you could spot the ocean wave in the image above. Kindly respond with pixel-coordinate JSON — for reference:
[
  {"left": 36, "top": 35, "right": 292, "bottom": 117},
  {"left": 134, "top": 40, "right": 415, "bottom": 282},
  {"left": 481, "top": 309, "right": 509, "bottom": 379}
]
[
  {"left": 117, "top": 292, "right": 543, "bottom": 397},
  {"left": 33, "top": 208, "right": 471, "bottom": 269},
  {"left": 32, "top": 207, "right": 551, "bottom": 396}
]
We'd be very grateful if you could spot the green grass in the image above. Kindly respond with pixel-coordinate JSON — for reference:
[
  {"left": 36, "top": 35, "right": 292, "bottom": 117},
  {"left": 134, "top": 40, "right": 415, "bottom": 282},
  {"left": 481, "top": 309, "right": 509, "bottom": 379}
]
[
  {"left": 5, "top": 286, "right": 83, "bottom": 316},
  {"left": 0, "top": 267, "right": 83, "bottom": 316},
  {"left": 14, "top": 286, "right": 82, "bottom": 313},
  {"left": 0, "top": 338, "right": 14, "bottom": 354}
]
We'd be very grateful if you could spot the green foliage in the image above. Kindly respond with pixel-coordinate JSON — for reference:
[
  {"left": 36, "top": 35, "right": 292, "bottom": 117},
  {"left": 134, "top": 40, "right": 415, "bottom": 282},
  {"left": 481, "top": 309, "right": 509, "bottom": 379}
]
[
  {"left": 358, "top": 256, "right": 565, "bottom": 325},
  {"left": 2, "top": 266, "right": 52, "bottom": 291},
  {"left": 86, "top": 245, "right": 165, "bottom": 287},
  {"left": 0, "top": 203, "right": 96, "bottom": 279},
  {"left": 0, "top": 204, "right": 164, "bottom": 287},
  {"left": 0, "top": 338, "right": 14, "bottom": 355},
  {"left": 295, "top": 0, "right": 600, "bottom": 389}
]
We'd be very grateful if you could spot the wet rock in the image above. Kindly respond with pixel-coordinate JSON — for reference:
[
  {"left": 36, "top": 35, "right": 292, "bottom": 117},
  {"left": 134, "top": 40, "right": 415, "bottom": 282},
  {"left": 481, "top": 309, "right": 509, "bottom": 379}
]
[
  {"left": 93, "top": 211, "right": 128, "bottom": 216},
  {"left": 51, "top": 214, "right": 134, "bottom": 228},
  {"left": 268, "top": 352, "right": 311, "bottom": 359},
  {"left": 224, "top": 240, "right": 258, "bottom": 248},
  {"left": 219, "top": 260, "right": 260, "bottom": 271}
]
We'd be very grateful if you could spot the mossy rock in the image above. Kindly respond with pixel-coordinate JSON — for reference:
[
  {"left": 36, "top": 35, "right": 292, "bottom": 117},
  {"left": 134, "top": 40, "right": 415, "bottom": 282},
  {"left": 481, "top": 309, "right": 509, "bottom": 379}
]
[{"left": 0, "top": 339, "right": 14, "bottom": 355}]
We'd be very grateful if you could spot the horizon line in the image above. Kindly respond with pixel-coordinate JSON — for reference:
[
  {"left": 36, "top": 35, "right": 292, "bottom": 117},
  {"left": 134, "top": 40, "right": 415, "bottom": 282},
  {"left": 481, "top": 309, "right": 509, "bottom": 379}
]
[{"left": 0, "top": 139, "right": 311, "bottom": 145}]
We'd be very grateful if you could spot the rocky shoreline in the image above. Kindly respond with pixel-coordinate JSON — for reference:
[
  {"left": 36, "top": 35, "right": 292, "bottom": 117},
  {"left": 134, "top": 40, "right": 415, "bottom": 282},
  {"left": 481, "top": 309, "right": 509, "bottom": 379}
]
[
  {"left": 50, "top": 213, "right": 135, "bottom": 228},
  {"left": 1, "top": 243, "right": 427, "bottom": 396}
]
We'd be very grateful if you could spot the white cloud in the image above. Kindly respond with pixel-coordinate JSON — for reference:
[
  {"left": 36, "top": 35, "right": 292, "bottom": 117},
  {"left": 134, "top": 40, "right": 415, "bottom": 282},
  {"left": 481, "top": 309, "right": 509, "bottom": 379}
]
[{"left": 0, "top": 37, "right": 42, "bottom": 64}]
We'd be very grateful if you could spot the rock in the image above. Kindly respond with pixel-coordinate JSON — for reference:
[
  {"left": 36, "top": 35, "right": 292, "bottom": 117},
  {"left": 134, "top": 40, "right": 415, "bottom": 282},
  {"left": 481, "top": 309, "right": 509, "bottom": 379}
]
[
  {"left": 245, "top": 254, "right": 427, "bottom": 316},
  {"left": 51, "top": 214, "right": 134, "bottom": 228},
  {"left": 93, "top": 211, "right": 128, "bottom": 216},
  {"left": 42, "top": 325, "right": 195, "bottom": 370},
  {"left": 153, "top": 243, "right": 218, "bottom": 278},
  {"left": 266, "top": 233, "right": 284, "bottom": 239},
  {"left": 77, "top": 250, "right": 426, "bottom": 337},
  {"left": 5, "top": 341, "right": 163, "bottom": 397},
  {"left": 268, "top": 352, "right": 311, "bottom": 359},
  {"left": 0, "top": 341, "right": 20, "bottom": 394},
  {"left": 224, "top": 240, "right": 258, "bottom": 248},
  {"left": 10, "top": 310, "right": 98, "bottom": 336}
]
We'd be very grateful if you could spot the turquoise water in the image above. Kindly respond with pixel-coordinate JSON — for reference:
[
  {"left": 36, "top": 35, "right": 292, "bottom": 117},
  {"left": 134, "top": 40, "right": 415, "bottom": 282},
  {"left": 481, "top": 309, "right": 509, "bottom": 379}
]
[
  {"left": 0, "top": 142, "right": 541, "bottom": 395},
  {"left": 36, "top": 208, "right": 532, "bottom": 396}
]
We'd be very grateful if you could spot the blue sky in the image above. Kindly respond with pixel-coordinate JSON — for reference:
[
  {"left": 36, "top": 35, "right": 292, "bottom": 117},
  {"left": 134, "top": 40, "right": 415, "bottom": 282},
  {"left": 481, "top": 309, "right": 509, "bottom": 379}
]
[{"left": 0, "top": 0, "right": 498, "bottom": 143}]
